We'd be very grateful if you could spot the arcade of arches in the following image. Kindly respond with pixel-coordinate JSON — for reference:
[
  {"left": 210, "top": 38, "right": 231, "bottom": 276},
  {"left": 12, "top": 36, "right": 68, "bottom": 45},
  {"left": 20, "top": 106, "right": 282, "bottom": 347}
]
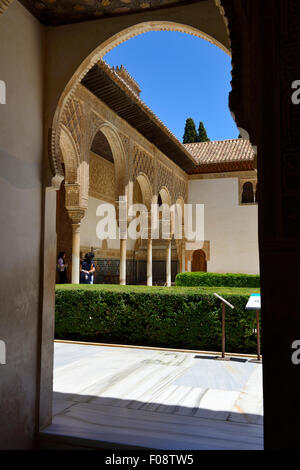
[{"left": 56, "top": 64, "right": 259, "bottom": 286}]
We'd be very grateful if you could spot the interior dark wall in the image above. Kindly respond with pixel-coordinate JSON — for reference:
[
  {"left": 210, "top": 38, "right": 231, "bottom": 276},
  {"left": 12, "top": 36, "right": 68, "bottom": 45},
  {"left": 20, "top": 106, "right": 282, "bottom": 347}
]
[{"left": 222, "top": 0, "right": 300, "bottom": 449}]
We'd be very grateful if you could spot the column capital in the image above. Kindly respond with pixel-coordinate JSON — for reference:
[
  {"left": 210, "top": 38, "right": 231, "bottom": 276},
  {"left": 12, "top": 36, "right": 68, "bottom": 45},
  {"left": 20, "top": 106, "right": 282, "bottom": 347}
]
[{"left": 67, "top": 208, "right": 86, "bottom": 225}]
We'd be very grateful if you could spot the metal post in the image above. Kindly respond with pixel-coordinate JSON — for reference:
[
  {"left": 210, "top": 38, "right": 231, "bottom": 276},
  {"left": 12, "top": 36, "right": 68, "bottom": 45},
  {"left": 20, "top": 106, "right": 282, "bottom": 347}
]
[
  {"left": 214, "top": 293, "right": 234, "bottom": 361},
  {"left": 256, "top": 309, "right": 261, "bottom": 361},
  {"left": 221, "top": 302, "right": 226, "bottom": 359}
]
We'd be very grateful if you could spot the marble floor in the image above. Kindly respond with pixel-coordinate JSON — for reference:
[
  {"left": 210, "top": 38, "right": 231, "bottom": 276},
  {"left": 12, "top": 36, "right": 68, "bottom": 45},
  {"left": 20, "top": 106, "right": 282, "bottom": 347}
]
[{"left": 42, "top": 342, "right": 264, "bottom": 450}]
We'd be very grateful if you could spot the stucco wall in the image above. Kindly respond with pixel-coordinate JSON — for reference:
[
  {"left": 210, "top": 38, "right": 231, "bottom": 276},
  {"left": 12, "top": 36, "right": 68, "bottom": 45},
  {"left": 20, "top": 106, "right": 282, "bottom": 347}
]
[
  {"left": 188, "top": 177, "right": 259, "bottom": 274},
  {"left": 81, "top": 196, "right": 136, "bottom": 252},
  {"left": 0, "top": 2, "right": 45, "bottom": 449},
  {"left": 81, "top": 196, "right": 119, "bottom": 250}
]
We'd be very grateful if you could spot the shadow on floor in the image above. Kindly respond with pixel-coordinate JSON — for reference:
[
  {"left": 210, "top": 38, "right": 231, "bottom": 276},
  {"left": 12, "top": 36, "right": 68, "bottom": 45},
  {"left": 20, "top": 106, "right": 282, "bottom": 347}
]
[{"left": 38, "top": 391, "right": 264, "bottom": 450}]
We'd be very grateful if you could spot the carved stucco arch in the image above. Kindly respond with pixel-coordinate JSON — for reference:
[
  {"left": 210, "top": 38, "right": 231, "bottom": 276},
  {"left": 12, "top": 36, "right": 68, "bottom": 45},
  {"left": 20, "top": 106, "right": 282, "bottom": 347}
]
[
  {"left": 50, "top": 19, "right": 231, "bottom": 187},
  {"left": 134, "top": 172, "right": 153, "bottom": 212},
  {"left": 88, "top": 120, "right": 127, "bottom": 202},
  {"left": 60, "top": 125, "right": 80, "bottom": 186},
  {"left": 158, "top": 186, "right": 172, "bottom": 206},
  {"left": 59, "top": 126, "right": 87, "bottom": 215}
]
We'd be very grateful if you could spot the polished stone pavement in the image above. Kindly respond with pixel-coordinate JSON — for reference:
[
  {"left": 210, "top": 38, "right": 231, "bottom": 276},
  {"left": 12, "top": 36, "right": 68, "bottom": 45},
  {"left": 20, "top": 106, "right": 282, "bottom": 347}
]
[{"left": 43, "top": 341, "right": 263, "bottom": 450}]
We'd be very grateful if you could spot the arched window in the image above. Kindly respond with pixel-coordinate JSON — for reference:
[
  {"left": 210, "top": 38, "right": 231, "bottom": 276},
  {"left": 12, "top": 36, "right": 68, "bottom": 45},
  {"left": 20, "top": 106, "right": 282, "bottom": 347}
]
[{"left": 242, "top": 182, "right": 254, "bottom": 204}]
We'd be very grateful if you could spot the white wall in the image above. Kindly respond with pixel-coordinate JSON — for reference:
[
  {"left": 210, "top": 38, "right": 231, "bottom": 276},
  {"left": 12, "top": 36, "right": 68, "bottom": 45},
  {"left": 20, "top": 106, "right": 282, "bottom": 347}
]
[
  {"left": 0, "top": 2, "right": 45, "bottom": 449},
  {"left": 81, "top": 196, "right": 136, "bottom": 252},
  {"left": 188, "top": 177, "right": 259, "bottom": 274}
]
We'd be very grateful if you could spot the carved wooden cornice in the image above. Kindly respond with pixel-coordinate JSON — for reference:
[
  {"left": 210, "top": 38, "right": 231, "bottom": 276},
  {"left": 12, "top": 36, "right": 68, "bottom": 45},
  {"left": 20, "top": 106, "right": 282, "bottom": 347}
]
[{"left": 0, "top": 0, "right": 13, "bottom": 15}]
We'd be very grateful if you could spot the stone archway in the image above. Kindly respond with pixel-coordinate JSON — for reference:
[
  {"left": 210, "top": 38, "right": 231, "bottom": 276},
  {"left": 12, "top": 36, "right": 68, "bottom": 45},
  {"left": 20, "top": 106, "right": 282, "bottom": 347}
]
[{"left": 49, "top": 18, "right": 231, "bottom": 187}]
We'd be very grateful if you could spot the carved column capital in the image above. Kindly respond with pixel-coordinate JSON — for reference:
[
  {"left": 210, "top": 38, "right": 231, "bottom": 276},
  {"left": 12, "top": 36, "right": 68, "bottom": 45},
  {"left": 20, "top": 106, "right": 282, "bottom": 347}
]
[{"left": 67, "top": 208, "right": 86, "bottom": 225}]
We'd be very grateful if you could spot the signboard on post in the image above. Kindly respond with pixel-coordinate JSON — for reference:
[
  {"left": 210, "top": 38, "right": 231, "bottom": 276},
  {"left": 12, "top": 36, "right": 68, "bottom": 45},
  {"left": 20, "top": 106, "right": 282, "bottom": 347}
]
[
  {"left": 246, "top": 294, "right": 261, "bottom": 310},
  {"left": 246, "top": 294, "right": 261, "bottom": 363}
]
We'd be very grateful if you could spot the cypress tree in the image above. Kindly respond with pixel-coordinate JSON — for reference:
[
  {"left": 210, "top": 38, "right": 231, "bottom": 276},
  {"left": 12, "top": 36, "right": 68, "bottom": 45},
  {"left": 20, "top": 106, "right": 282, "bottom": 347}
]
[
  {"left": 183, "top": 118, "right": 198, "bottom": 144},
  {"left": 197, "top": 121, "right": 210, "bottom": 142}
]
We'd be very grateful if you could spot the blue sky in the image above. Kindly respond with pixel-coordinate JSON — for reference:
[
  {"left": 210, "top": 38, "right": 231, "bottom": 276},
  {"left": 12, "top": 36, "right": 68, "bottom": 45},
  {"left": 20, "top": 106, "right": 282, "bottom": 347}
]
[{"left": 104, "top": 31, "right": 239, "bottom": 143}]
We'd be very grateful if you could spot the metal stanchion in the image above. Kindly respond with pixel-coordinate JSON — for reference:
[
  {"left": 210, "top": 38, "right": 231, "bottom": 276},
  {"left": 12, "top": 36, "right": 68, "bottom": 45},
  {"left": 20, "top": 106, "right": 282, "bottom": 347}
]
[
  {"left": 246, "top": 294, "right": 262, "bottom": 363},
  {"left": 214, "top": 293, "right": 234, "bottom": 361}
]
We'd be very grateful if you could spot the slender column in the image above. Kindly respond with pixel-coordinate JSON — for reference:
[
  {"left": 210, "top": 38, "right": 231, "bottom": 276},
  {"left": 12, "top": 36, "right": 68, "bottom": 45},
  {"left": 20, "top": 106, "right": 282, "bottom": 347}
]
[
  {"left": 147, "top": 237, "right": 152, "bottom": 286},
  {"left": 187, "top": 259, "right": 192, "bottom": 272},
  {"left": 67, "top": 208, "right": 85, "bottom": 285},
  {"left": 120, "top": 239, "right": 127, "bottom": 285},
  {"left": 71, "top": 223, "right": 80, "bottom": 284},
  {"left": 181, "top": 244, "right": 186, "bottom": 273},
  {"left": 166, "top": 239, "right": 172, "bottom": 287}
]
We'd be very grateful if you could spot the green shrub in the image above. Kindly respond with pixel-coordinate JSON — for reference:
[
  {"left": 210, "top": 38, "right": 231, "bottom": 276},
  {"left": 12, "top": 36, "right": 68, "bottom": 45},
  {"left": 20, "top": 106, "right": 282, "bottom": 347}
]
[
  {"left": 175, "top": 272, "right": 260, "bottom": 288},
  {"left": 55, "top": 285, "right": 260, "bottom": 354}
]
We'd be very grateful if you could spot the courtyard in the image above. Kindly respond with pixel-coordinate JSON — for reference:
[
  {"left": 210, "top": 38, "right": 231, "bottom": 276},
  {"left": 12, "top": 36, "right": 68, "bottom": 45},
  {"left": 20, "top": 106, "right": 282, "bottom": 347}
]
[{"left": 40, "top": 341, "right": 263, "bottom": 450}]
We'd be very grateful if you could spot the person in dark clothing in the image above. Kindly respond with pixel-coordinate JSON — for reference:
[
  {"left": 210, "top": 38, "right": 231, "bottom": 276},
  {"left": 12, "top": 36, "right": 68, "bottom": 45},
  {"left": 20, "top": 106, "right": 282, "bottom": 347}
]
[
  {"left": 80, "top": 252, "right": 95, "bottom": 284},
  {"left": 57, "top": 252, "right": 68, "bottom": 284},
  {"left": 88, "top": 252, "right": 95, "bottom": 284}
]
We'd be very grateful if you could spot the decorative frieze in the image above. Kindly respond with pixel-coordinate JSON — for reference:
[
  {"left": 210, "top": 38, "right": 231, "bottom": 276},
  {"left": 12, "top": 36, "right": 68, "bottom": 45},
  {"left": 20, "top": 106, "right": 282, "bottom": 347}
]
[
  {"left": 157, "top": 160, "right": 174, "bottom": 200},
  {"left": 89, "top": 152, "right": 115, "bottom": 203},
  {"left": 132, "top": 144, "right": 155, "bottom": 186},
  {"left": 61, "top": 98, "right": 83, "bottom": 159}
]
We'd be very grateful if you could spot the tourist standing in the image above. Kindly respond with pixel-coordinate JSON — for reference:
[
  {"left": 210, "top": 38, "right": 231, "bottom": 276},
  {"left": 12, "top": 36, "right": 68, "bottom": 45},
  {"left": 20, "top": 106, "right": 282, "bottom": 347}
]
[
  {"left": 57, "top": 252, "right": 68, "bottom": 284},
  {"left": 80, "top": 252, "right": 95, "bottom": 284}
]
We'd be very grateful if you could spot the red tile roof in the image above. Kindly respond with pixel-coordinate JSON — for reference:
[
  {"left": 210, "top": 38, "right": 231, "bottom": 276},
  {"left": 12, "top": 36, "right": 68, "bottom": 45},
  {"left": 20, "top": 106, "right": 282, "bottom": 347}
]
[{"left": 184, "top": 139, "right": 256, "bottom": 174}]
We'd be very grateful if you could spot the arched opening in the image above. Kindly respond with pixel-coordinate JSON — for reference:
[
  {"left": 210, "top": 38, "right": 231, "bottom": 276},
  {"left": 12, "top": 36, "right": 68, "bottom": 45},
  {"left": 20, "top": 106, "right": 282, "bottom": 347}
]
[
  {"left": 81, "top": 128, "right": 120, "bottom": 284},
  {"left": 149, "top": 187, "right": 178, "bottom": 285},
  {"left": 50, "top": 19, "right": 230, "bottom": 182},
  {"left": 56, "top": 127, "right": 81, "bottom": 284},
  {"left": 242, "top": 181, "right": 255, "bottom": 204},
  {"left": 132, "top": 176, "right": 149, "bottom": 285},
  {"left": 192, "top": 249, "right": 207, "bottom": 272},
  {"left": 56, "top": 181, "right": 72, "bottom": 284},
  {"left": 56, "top": 121, "right": 127, "bottom": 284},
  {"left": 47, "top": 13, "right": 261, "bottom": 450}
]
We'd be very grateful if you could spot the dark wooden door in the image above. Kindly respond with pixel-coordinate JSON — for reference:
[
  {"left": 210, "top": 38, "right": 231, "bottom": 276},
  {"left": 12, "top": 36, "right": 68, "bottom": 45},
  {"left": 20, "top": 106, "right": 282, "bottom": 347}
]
[{"left": 192, "top": 250, "right": 207, "bottom": 272}]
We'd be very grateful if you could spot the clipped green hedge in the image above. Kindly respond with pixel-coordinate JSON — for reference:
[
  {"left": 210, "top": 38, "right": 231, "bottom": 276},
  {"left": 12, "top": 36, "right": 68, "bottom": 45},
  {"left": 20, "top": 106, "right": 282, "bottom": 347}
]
[
  {"left": 175, "top": 272, "right": 260, "bottom": 288},
  {"left": 55, "top": 285, "right": 260, "bottom": 354}
]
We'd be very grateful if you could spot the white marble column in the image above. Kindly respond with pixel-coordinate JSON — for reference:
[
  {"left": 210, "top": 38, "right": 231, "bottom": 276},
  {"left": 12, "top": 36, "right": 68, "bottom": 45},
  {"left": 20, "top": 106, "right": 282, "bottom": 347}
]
[
  {"left": 166, "top": 239, "right": 172, "bottom": 287},
  {"left": 181, "top": 245, "right": 186, "bottom": 273},
  {"left": 120, "top": 239, "right": 127, "bottom": 285},
  {"left": 71, "top": 223, "right": 80, "bottom": 284},
  {"left": 187, "top": 259, "right": 192, "bottom": 272},
  {"left": 147, "top": 237, "right": 152, "bottom": 286}
]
